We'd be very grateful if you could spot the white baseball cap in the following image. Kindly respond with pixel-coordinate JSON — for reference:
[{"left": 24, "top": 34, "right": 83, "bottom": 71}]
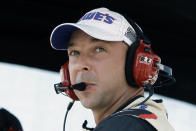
[{"left": 50, "top": 7, "right": 137, "bottom": 50}]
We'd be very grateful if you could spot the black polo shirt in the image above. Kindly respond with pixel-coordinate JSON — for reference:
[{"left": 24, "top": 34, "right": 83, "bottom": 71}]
[{"left": 93, "top": 96, "right": 157, "bottom": 131}]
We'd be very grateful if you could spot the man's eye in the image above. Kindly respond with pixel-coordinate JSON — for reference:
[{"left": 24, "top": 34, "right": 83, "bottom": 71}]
[
  {"left": 95, "top": 47, "right": 106, "bottom": 53},
  {"left": 69, "top": 50, "right": 80, "bottom": 56}
]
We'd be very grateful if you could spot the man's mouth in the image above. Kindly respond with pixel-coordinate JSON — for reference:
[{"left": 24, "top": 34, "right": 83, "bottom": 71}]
[{"left": 83, "top": 82, "right": 96, "bottom": 89}]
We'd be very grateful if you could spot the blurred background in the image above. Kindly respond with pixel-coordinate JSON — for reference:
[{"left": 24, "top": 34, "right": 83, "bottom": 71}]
[{"left": 0, "top": 0, "right": 196, "bottom": 130}]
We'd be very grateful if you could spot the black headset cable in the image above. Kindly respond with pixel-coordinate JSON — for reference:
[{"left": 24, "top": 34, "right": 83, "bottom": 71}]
[{"left": 63, "top": 101, "right": 75, "bottom": 131}]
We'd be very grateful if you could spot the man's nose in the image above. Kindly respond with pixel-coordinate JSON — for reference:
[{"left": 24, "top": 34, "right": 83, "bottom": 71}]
[{"left": 77, "top": 55, "right": 91, "bottom": 72}]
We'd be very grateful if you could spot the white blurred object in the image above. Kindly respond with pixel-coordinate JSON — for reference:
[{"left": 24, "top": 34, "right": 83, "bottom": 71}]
[{"left": 0, "top": 62, "right": 195, "bottom": 131}]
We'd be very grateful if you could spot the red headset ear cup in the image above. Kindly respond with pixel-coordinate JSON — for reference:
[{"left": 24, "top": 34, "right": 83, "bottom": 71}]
[
  {"left": 125, "top": 40, "right": 140, "bottom": 87},
  {"left": 125, "top": 40, "right": 161, "bottom": 87},
  {"left": 133, "top": 42, "right": 160, "bottom": 87},
  {"left": 60, "top": 62, "right": 79, "bottom": 100}
]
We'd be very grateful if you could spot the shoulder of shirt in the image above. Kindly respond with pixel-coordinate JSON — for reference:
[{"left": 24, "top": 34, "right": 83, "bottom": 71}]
[{"left": 94, "top": 109, "right": 157, "bottom": 131}]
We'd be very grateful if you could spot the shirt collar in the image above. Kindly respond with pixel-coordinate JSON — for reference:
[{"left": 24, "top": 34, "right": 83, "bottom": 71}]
[{"left": 114, "top": 95, "right": 144, "bottom": 113}]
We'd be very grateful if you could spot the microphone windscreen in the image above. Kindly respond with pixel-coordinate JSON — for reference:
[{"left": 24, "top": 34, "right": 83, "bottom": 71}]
[{"left": 73, "top": 82, "right": 86, "bottom": 91}]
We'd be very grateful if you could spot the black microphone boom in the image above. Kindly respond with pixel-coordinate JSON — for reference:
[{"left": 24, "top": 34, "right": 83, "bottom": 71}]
[
  {"left": 54, "top": 82, "right": 86, "bottom": 94},
  {"left": 54, "top": 83, "right": 70, "bottom": 94},
  {"left": 73, "top": 82, "right": 86, "bottom": 91}
]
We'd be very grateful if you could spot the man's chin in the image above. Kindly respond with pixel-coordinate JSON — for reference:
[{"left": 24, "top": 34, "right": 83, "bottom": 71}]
[{"left": 80, "top": 98, "right": 97, "bottom": 109}]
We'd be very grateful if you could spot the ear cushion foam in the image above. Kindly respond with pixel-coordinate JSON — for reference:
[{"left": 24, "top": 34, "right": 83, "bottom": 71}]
[{"left": 125, "top": 40, "right": 140, "bottom": 88}]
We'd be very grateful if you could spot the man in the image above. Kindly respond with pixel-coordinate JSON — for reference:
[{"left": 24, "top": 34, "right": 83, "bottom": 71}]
[{"left": 50, "top": 8, "right": 175, "bottom": 131}]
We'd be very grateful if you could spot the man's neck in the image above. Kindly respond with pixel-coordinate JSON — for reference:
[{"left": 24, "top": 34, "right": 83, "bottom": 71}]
[{"left": 92, "top": 87, "right": 144, "bottom": 125}]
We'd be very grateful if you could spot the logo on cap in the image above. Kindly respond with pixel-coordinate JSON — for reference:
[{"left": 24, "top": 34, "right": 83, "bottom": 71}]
[{"left": 78, "top": 11, "right": 116, "bottom": 24}]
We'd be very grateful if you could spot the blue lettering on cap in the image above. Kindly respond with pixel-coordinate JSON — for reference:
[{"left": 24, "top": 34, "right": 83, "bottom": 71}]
[
  {"left": 104, "top": 14, "right": 115, "bottom": 24},
  {"left": 86, "top": 12, "right": 96, "bottom": 20},
  {"left": 94, "top": 12, "right": 105, "bottom": 21},
  {"left": 78, "top": 11, "right": 115, "bottom": 24}
]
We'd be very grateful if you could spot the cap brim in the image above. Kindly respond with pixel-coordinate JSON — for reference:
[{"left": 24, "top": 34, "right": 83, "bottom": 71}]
[
  {"left": 50, "top": 23, "right": 123, "bottom": 50},
  {"left": 50, "top": 23, "right": 78, "bottom": 50}
]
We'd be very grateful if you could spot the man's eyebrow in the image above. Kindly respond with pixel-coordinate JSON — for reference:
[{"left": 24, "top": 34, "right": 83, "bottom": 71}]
[{"left": 67, "top": 42, "right": 75, "bottom": 48}]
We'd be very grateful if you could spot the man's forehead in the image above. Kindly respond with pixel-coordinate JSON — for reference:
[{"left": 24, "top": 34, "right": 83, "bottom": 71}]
[
  {"left": 68, "top": 31, "right": 112, "bottom": 48},
  {"left": 68, "top": 38, "right": 110, "bottom": 49}
]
